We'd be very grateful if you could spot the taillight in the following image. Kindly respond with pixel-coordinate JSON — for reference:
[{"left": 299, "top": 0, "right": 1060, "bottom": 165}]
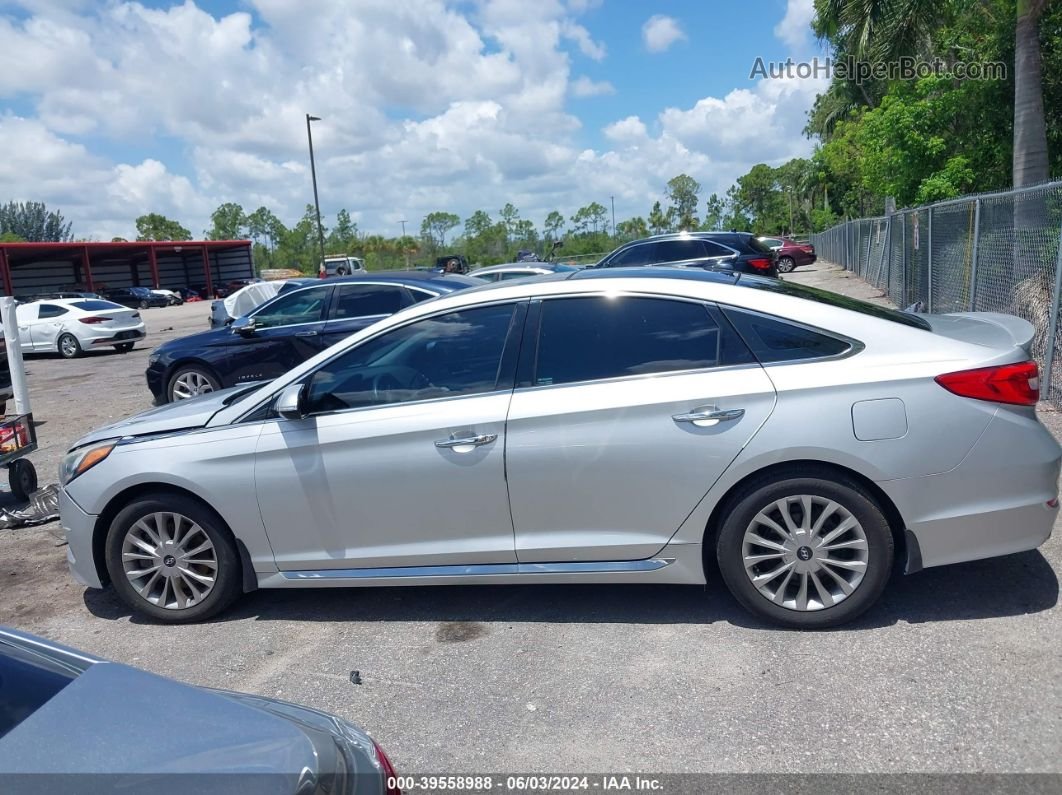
[
  {"left": 374, "top": 740, "right": 401, "bottom": 794},
  {"left": 78, "top": 316, "right": 110, "bottom": 324},
  {"left": 935, "top": 361, "right": 1039, "bottom": 406},
  {"left": 747, "top": 257, "right": 772, "bottom": 271}
]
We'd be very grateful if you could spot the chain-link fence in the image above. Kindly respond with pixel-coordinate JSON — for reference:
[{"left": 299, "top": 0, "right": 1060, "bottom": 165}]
[{"left": 812, "top": 182, "right": 1062, "bottom": 405}]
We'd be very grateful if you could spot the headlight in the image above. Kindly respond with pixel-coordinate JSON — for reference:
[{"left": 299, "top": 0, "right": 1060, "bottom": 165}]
[
  {"left": 147, "top": 352, "right": 161, "bottom": 365},
  {"left": 59, "top": 442, "right": 116, "bottom": 486}
]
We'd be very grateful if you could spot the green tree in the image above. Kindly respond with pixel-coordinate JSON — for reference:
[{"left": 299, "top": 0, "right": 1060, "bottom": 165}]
[
  {"left": 326, "top": 208, "right": 359, "bottom": 254},
  {"left": 543, "top": 211, "right": 565, "bottom": 241},
  {"left": 666, "top": 174, "right": 701, "bottom": 229},
  {"left": 615, "top": 216, "right": 649, "bottom": 241},
  {"left": 420, "top": 211, "right": 460, "bottom": 256},
  {"left": 703, "top": 194, "right": 725, "bottom": 231},
  {"left": 499, "top": 203, "right": 520, "bottom": 241},
  {"left": 135, "top": 213, "right": 192, "bottom": 241},
  {"left": 647, "top": 201, "right": 670, "bottom": 234},
  {"left": 207, "top": 202, "right": 248, "bottom": 240},
  {"left": 0, "top": 201, "right": 72, "bottom": 241}
]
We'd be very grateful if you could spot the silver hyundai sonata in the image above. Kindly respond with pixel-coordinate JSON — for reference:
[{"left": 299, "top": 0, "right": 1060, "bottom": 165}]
[{"left": 58, "top": 268, "right": 1061, "bottom": 629}]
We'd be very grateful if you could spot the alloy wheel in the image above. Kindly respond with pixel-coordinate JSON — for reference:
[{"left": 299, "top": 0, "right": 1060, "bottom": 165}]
[
  {"left": 121, "top": 512, "right": 218, "bottom": 610},
  {"left": 171, "top": 370, "right": 215, "bottom": 400},
  {"left": 741, "top": 495, "right": 869, "bottom": 611},
  {"left": 59, "top": 335, "right": 79, "bottom": 357}
]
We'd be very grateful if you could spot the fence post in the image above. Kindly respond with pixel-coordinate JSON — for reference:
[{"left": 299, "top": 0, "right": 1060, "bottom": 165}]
[
  {"left": 865, "top": 221, "right": 872, "bottom": 277},
  {"left": 927, "top": 206, "right": 934, "bottom": 313},
  {"left": 968, "top": 198, "right": 982, "bottom": 311},
  {"left": 901, "top": 213, "right": 907, "bottom": 305},
  {"left": 1043, "top": 224, "right": 1062, "bottom": 401}
]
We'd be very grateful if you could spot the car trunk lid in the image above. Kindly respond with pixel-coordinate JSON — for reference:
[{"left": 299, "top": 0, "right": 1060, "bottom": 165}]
[{"left": 921, "top": 311, "right": 1034, "bottom": 357}]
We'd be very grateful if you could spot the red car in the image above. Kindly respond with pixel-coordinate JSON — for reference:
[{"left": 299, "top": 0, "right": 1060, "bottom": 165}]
[{"left": 758, "top": 236, "right": 816, "bottom": 273}]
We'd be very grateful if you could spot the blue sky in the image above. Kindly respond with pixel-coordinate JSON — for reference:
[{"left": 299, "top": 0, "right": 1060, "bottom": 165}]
[{"left": 0, "top": 0, "right": 825, "bottom": 239}]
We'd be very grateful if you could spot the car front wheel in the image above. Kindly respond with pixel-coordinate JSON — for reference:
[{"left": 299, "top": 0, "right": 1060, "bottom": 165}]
[
  {"left": 716, "top": 471, "right": 893, "bottom": 629},
  {"left": 167, "top": 365, "right": 220, "bottom": 402},
  {"left": 104, "top": 493, "right": 243, "bottom": 623}
]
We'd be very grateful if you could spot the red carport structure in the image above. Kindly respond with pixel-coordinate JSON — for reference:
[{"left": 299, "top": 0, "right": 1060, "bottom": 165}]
[{"left": 0, "top": 240, "right": 254, "bottom": 298}]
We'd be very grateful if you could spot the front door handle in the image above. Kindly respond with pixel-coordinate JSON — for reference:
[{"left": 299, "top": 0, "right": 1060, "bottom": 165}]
[
  {"left": 435, "top": 433, "right": 497, "bottom": 451},
  {"left": 672, "top": 407, "right": 745, "bottom": 427},
  {"left": 294, "top": 330, "right": 319, "bottom": 337}
]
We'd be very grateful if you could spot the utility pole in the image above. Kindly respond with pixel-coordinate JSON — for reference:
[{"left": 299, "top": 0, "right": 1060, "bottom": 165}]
[
  {"left": 400, "top": 220, "right": 407, "bottom": 237},
  {"left": 610, "top": 195, "right": 616, "bottom": 238},
  {"left": 305, "top": 114, "right": 326, "bottom": 273}
]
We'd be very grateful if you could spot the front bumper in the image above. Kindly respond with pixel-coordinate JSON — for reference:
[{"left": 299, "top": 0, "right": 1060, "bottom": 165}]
[
  {"left": 145, "top": 362, "right": 166, "bottom": 401},
  {"left": 59, "top": 486, "right": 103, "bottom": 588}
]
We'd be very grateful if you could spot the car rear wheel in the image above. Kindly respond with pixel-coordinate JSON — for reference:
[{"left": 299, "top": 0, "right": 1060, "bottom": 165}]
[
  {"left": 716, "top": 471, "right": 893, "bottom": 629},
  {"left": 57, "top": 333, "right": 82, "bottom": 359},
  {"left": 104, "top": 493, "right": 243, "bottom": 623},
  {"left": 167, "top": 365, "right": 220, "bottom": 402},
  {"left": 777, "top": 256, "right": 796, "bottom": 273}
]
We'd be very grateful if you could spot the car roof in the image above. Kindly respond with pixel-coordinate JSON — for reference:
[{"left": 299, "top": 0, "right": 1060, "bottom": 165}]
[
  {"left": 20, "top": 297, "right": 120, "bottom": 307},
  {"left": 281, "top": 271, "right": 482, "bottom": 294}
]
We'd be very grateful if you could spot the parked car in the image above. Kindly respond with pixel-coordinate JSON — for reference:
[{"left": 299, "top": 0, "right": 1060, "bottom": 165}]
[
  {"left": 322, "top": 256, "right": 366, "bottom": 277},
  {"left": 175, "top": 286, "right": 204, "bottom": 302},
  {"left": 758, "top": 236, "right": 817, "bottom": 273},
  {"left": 11, "top": 298, "right": 145, "bottom": 358},
  {"left": 60, "top": 268, "right": 1060, "bottom": 629},
  {"left": 102, "top": 286, "right": 169, "bottom": 309},
  {"left": 146, "top": 271, "right": 482, "bottom": 402},
  {"left": 151, "top": 288, "right": 184, "bottom": 306},
  {"left": 596, "top": 232, "right": 779, "bottom": 277},
  {"left": 470, "top": 262, "right": 578, "bottom": 282},
  {"left": 14, "top": 291, "right": 101, "bottom": 302},
  {"left": 0, "top": 626, "right": 398, "bottom": 791}
]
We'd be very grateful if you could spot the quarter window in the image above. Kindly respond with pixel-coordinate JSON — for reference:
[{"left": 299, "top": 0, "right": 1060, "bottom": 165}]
[
  {"left": 252, "top": 286, "right": 331, "bottom": 329},
  {"left": 304, "top": 303, "right": 517, "bottom": 414},
  {"left": 533, "top": 296, "right": 739, "bottom": 386},
  {"left": 722, "top": 308, "right": 851, "bottom": 362}
]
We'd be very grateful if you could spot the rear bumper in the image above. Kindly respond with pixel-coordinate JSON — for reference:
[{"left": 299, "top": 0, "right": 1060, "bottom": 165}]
[
  {"left": 880, "top": 408, "right": 1061, "bottom": 569},
  {"left": 86, "top": 328, "right": 145, "bottom": 346},
  {"left": 59, "top": 486, "right": 103, "bottom": 589}
]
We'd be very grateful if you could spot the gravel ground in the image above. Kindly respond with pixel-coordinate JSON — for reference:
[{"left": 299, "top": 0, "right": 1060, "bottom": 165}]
[{"left": 0, "top": 266, "right": 1059, "bottom": 775}]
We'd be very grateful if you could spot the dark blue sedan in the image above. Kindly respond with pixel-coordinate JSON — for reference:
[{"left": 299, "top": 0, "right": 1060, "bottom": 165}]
[{"left": 146, "top": 271, "right": 483, "bottom": 402}]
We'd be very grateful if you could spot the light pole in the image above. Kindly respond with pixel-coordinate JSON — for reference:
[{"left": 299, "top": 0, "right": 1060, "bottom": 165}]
[
  {"left": 305, "top": 114, "right": 326, "bottom": 272},
  {"left": 610, "top": 195, "right": 616, "bottom": 238},
  {"left": 399, "top": 220, "right": 407, "bottom": 237}
]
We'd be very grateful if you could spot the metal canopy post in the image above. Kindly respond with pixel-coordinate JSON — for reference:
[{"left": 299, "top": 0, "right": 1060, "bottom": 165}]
[
  {"left": 81, "top": 246, "right": 94, "bottom": 291},
  {"left": 201, "top": 246, "right": 214, "bottom": 298},
  {"left": 0, "top": 248, "right": 12, "bottom": 296},
  {"left": 148, "top": 245, "right": 160, "bottom": 289}
]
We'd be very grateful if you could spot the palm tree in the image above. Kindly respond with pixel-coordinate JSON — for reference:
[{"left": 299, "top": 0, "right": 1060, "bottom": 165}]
[{"left": 1013, "top": 0, "right": 1048, "bottom": 187}]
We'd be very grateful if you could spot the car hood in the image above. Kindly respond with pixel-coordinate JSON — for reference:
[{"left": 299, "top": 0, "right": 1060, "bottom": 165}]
[
  {"left": 74, "top": 386, "right": 248, "bottom": 447},
  {"left": 0, "top": 661, "right": 320, "bottom": 788},
  {"left": 156, "top": 325, "right": 232, "bottom": 352}
]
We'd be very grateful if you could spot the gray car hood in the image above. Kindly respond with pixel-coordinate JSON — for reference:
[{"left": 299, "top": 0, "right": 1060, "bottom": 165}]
[
  {"left": 73, "top": 386, "right": 250, "bottom": 448},
  {"left": 0, "top": 661, "right": 318, "bottom": 789}
]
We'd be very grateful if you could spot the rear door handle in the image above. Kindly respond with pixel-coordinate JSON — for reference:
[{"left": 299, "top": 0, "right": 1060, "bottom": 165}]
[
  {"left": 294, "top": 330, "right": 319, "bottom": 337},
  {"left": 435, "top": 433, "right": 497, "bottom": 450},
  {"left": 672, "top": 407, "right": 745, "bottom": 427}
]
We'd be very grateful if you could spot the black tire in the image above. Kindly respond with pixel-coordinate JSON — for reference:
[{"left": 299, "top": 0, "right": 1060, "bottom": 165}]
[
  {"left": 715, "top": 470, "right": 893, "bottom": 629},
  {"left": 777, "top": 256, "right": 796, "bottom": 273},
  {"left": 104, "top": 493, "right": 243, "bottom": 623},
  {"left": 115, "top": 342, "right": 135, "bottom": 353},
  {"left": 57, "top": 332, "right": 83, "bottom": 359},
  {"left": 166, "top": 364, "right": 221, "bottom": 402},
  {"left": 138, "top": 299, "right": 150, "bottom": 309},
  {"left": 8, "top": 459, "right": 38, "bottom": 502}
]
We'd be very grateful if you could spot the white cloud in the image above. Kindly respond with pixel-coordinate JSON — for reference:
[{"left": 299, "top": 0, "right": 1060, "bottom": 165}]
[
  {"left": 0, "top": 0, "right": 824, "bottom": 242},
  {"left": 774, "top": 0, "right": 815, "bottom": 51},
  {"left": 570, "top": 75, "right": 615, "bottom": 97},
  {"left": 642, "top": 14, "right": 685, "bottom": 53}
]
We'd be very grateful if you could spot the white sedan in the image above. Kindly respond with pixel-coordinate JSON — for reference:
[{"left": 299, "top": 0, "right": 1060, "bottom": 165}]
[{"left": 13, "top": 298, "right": 146, "bottom": 359}]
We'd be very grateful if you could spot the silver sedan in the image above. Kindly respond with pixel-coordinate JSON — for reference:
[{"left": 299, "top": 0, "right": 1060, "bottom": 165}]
[{"left": 57, "top": 269, "right": 1060, "bottom": 629}]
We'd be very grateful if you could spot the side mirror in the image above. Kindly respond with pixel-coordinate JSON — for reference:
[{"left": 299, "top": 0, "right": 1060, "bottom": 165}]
[
  {"left": 232, "top": 316, "right": 256, "bottom": 336},
  {"left": 276, "top": 382, "right": 306, "bottom": 420}
]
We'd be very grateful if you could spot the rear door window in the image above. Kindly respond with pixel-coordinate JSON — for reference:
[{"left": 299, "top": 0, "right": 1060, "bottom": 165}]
[
  {"left": 252, "top": 285, "right": 332, "bottom": 329},
  {"left": 37, "top": 304, "right": 69, "bottom": 319},
  {"left": 329, "top": 284, "right": 407, "bottom": 320},
  {"left": 533, "top": 296, "right": 749, "bottom": 386},
  {"left": 654, "top": 239, "right": 708, "bottom": 264}
]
